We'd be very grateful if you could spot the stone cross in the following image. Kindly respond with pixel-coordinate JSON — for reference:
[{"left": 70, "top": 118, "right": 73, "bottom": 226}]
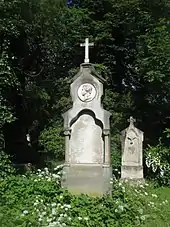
[
  {"left": 128, "top": 116, "right": 136, "bottom": 126},
  {"left": 80, "top": 38, "right": 94, "bottom": 63}
]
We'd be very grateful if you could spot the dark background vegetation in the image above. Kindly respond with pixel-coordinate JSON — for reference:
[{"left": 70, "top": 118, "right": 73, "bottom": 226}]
[{"left": 0, "top": 0, "right": 170, "bottom": 167}]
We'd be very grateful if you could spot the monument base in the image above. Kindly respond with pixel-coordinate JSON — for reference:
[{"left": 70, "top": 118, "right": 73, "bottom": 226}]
[
  {"left": 121, "top": 165, "right": 144, "bottom": 181},
  {"left": 62, "top": 164, "right": 112, "bottom": 196}
]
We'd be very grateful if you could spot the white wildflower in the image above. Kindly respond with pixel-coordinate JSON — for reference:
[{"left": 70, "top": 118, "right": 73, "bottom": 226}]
[
  {"left": 151, "top": 194, "right": 158, "bottom": 198},
  {"left": 138, "top": 208, "right": 143, "bottom": 214},
  {"left": 160, "top": 170, "right": 164, "bottom": 176},
  {"left": 139, "top": 184, "right": 144, "bottom": 188},
  {"left": 122, "top": 186, "right": 125, "bottom": 192},
  {"left": 145, "top": 158, "right": 151, "bottom": 168},
  {"left": 140, "top": 215, "right": 146, "bottom": 221},
  {"left": 118, "top": 205, "right": 124, "bottom": 212},
  {"left": 47, "top": 218, "right": 52, "bottom": 223},
  {"left": 23, "top": 210, "right": 29, "bottom": 214},
  {"left": 84, "top": 217, "right": 89, "bottom": 221},
  {"left": 52, "top": 208, "right": 56, "bottom": 215},
  {"left": 51, "top": 203, "right": 57, "bottom": 207},
  {"left": 152, "top": 163, "right": 157, "bottom": 173},
  {"left": 78, "top": 217, "right": 82, "bottom": 220},
  {"left": 23, "top": 210, "right": 29, "bottom": 215},
  {"left": 134, "top": 189, "right": 139, "bottom": 193}
]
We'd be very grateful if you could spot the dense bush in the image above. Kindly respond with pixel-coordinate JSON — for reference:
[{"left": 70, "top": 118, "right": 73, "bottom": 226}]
[
  {"left": 0, "top": 163, "right": 169, "bottom": 227},
  {"left": 145, "top": 137, "right": 170, "bottom": 187},
  {"left": 0, "top": 150, "right": 15, "bottom": 178},
  {"left": 39, "top": 123, "right": 65, "bottom": 167}
]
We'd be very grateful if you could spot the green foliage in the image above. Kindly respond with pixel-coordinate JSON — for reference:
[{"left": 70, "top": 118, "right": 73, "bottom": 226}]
[
  {"left": 138, "top": 19, "right": 170, "bottom": 83},
  {"left": 0, "top": 52, "right": 18, "bottom": 149},
  {"left": 0, "top": 0, "right": 170, "bottom": 174},
  {"left": 0, "top": 165, "right": 169, "bottom": 227},
  {"left": 0, "top": 151, "right": 15, "bottom": 178},
  {"left": 39, "top": 123, "right": 65, "bottom": 164},
  {"left": 145, "top": 139, "right": 170, "bottom": 186},
  {"left": 110, "top": 134, "right": 121, "bottom": 178}
]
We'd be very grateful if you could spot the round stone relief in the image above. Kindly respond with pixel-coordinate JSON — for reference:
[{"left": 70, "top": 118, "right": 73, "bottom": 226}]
[{"left": 78, "top": 83, "right": 96, "bottom": 102}]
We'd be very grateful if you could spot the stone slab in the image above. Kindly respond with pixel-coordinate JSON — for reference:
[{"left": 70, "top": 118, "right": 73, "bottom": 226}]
[
  {"left": 62, "top": 164, "right": 112, "bottom": 196},
  {"left": 121, "top": 165, "right": 143, "bottom": 179},
  {"left": 70, "top": 112, "right": 104, "bottom": 164}
]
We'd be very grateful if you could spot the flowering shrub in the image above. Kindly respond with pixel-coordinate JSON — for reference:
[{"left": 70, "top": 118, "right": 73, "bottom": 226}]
[
  {"left": 0, "top": 165, "right": 169, "bottom": 227},
  {"left": 145, "top": 141, "right": 170, "bottom": 186}
]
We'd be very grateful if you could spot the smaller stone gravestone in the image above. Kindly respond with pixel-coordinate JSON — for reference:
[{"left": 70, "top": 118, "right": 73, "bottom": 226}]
[
  {"left": 120, "top": 116, "right": 144, "bottom": 181},
  {"left": 62, "top": 38, "right": 112, "bottom": 196}
]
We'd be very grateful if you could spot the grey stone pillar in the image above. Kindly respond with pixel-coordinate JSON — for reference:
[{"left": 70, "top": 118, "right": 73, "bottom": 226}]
[
  {"left": 103, "top": 129, "right": 110, "bottom": 165},
  {"left": 63, "top": 128, "right": 71, "bottom": 164}
]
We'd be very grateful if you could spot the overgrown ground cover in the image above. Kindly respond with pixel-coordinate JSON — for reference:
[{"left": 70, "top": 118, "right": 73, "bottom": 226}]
[
  {"left": 0, "top": 164, "right": 169, "bottom": 227},
  {"left": 142, "top": 187, "right": 170, "bottom": 227}
]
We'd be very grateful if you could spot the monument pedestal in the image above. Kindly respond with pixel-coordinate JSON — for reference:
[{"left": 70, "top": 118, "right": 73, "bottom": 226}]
[
  {"left": 62, "top": 164, "right": 112, "bottom": 196},
  {"left": 62, "top": 62, "right": 111, "bottom": 196},
  {"left": 121, "top": 165, "right": 143, "bottom": 180},
  {"left": 120, "top": 117, "right": 144, "bottom": 182}
]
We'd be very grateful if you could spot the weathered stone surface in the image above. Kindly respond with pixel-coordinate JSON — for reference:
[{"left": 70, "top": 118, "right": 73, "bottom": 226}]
[
  {"left": 62, "top": 61, "right": 112, "bottom": 196},
  {"left": 70, "top": 113, "right": 104, "bottom": 164},
  {"left": 120, "top": 116, "right": 144, "bottom": 180},
  {"left": 62, "top": 164, "right": 112, "bottom": 196}
]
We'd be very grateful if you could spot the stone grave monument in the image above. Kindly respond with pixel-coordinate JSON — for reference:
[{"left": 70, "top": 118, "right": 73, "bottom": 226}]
[
  {"left": 120, "top": 116, "right": 144, "bottom": 181},
  {"left": 62, "top": 38, "right": 112, "bottom": 196}
]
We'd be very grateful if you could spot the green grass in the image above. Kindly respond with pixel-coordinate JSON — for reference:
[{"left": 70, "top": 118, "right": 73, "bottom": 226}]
[{"left": 143, "top": 187, "right": 170, "bottom": 227}]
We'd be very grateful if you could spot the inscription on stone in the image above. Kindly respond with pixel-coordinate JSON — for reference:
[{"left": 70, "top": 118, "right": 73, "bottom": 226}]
[{"left": 123, "top": 130, "right": 139, "bottom": 165}]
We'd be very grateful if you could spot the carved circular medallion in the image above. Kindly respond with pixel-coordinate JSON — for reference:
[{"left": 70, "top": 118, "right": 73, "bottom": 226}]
[{"left": 78, "top": 83, "right": 96, "bottom": 102}]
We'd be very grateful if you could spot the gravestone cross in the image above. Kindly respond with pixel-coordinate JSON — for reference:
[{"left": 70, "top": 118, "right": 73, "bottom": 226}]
[
  {"left": 128, "top": 116, "right": 136, "bottom": 126},
  {"left": 120, "top": 116, "right": 144, "bottom": 182},
  {"left": 62, "top": 38, "right": 112, "bottom": 196},
  {"left": 80, "top": 38, "right": 94, "bottom": 63}
]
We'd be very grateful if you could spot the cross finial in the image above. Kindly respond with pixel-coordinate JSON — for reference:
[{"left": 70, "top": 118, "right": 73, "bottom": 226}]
[
  {"left": 128, "top": 116, "right": 136, "bottom": 126},
  {"left": 80, "top": 38, "right": 94, "bottom": 63}
]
